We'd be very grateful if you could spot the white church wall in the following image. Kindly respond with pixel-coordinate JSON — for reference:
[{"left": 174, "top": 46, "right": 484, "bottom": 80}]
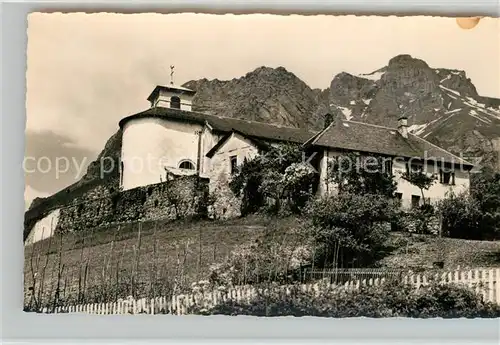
[
  {"left": 25, "top": 209, "right": 60, "bottom": 245},
  {"left": 208, "top": 133, "right": 260, "bottom": 219},
  {"left": 121, "top": 117, "right": 202, "bottom": 190}
]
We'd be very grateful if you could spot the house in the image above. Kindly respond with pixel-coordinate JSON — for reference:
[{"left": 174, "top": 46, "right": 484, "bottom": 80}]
[
  {"left": 118, "top": 83, "right": 316, "bottom": 218},
  {"left": 118, "top": 82, "right": 474, "bottom": 216},
  {"left": 303, "top": 114, "right": 475, "bottom": 209}
]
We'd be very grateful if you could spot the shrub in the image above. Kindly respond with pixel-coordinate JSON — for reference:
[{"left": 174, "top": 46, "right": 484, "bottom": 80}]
[
  {"left": 208, "top": 234, "right": 312, "bottom": 286},
  {"left": 328, "top": 152, "right": 398, "bottom": 198},
  {"left": 407, "top": 203, "right": 438, "bottom": 235},
  {"left": 190, "top": 281, "right": 500, "bottom": 318},
  {"left": 229, "top": 144, "right": 317, "bottom": 216},
  {"left": 305, "top": 193, "right": 398, "bottom": 268},
  {"left": 436, "top": 188, "right": 500, "bottom": 240}
]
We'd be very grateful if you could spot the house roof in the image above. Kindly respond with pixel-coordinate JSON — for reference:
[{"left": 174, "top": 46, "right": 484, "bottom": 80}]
[
  {"left": 147, "top": 85, "right": 197, "bottom": 102},
  {"left": 206, "top": 130, "right": 270, "bottom": 158},
  {"left": 119, "top": 106, "right": 317, "bottom": 144},
  {"left": 305, "top": 118, "right": 474, "bottom": 168}
]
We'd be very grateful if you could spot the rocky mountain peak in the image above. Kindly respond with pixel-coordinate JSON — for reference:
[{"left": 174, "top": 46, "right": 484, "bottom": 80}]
[
  {"left": 387, "top": 54, "right": 430, "bottom": 69},
  {"left": 247, "top": 65, "right": 289, "bottom": 77},
  {"left": 242, "top": 66, "right": 306, "bottom": 89},
  {"left": 323, "top": 55, "right": 500, "bottom": 168},
  {"left": 435, "top": 68, "right": 479, "bottom": 98},
  {"left": 183, "top": 65, "right": 325, "bottom": 129},
  {"left": 184, "top": 56, "right": 499, "bottom": 168}
]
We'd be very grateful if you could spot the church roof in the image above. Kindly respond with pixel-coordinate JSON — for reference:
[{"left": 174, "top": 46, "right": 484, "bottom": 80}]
[
  {"left": 147, "top": 85, "right": 196, "bottom": 103},
  {"left": 119, "top": 107, "right": 317, "bottom": 144},
  {"left": 305, "top": 118, "right": 474, "bottom": 168}
]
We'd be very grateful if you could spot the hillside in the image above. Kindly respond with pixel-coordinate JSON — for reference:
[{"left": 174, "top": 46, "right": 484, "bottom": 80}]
[
  {"left": 26, "top": 54, "right": 500, "bottom": 229},
  {"left": 24, "top": 216, "right": 500, "bottom": 305}
]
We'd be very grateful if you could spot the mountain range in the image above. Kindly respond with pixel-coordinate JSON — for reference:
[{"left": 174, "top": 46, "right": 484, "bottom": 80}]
[
  {"left": 185, "top": 54, "right": 500, "bottom": 167},
  {"left": 27, "top": 54, "right": 500, "bottom": 211}
]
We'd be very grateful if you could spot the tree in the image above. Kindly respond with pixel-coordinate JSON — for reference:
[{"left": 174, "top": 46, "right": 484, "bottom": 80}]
[
  {"left": 438, "top": 168, "right": 500, "bottom": 240},
  {"left": 305, "top": 193, "right": 399, "bottom": 268},
  {"left": 437, "top": 191, "right": 484, "bottom": 240},
  {"left": 470, "top": 167, "right": 500, "bottom": 221},
  {"left": 229, "top": 144, "right": 317, "bottom": 216},
  {"left": 398, "top": 167, "right": 438, "bottom": 235},
  {"left": 328, "top": 152, "right": 398, "bottom": 198},
  {"left": 400, "top": 168, "right": 437, "bottom": 205},
  {"left": 230, "top": 156, "right": 265, "bottom": 215}
]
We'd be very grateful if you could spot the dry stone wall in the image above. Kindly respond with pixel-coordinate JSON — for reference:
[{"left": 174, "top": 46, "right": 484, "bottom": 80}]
[{"left": 25, "top": 176, "right": 209, "bottom": 237}]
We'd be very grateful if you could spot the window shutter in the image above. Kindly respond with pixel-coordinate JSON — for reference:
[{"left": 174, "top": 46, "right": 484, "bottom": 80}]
[{"left": 452, "top": 172, "right": 456, "bottom": 185}]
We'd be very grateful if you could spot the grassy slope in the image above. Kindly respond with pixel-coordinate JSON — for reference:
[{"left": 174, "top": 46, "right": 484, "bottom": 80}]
[
  {"left": 381, "top": 232, "right": 500, "bottom": 271},
  {"left": 24, "top": 216, "right": 500, "bottom": 304},
  {"left": 23, "top": 216, "right": 300, "bottom": 304}
]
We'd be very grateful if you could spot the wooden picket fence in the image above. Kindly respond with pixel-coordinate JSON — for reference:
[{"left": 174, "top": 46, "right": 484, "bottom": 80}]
[{"left": 43, "top": 267, "right": 500, "bottom": 315}]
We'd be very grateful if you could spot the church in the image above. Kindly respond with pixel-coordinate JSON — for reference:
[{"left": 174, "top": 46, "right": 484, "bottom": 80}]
[
  {"left": 24, "top": 72, "right": 477, "bottom": 245},
  {"left": 118, "top": 75, "right": 474, "bottom": 214}
]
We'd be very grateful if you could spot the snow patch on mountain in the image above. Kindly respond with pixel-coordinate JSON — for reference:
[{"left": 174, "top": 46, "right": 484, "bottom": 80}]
[
  {"left": 409, "top": 117, "right": 443, "bottom": 136},
  {"left": 408, "top": 124, "right": 429, "bottom": 136},
  {"left": 358, "top": 71, "right": 384, "bottom": 81},
  {"left": 440, "top": 74, "right": 451, "bottom": 83},
  {"left": 439, "top": 85, "right": 461, "bottom": 97},
  {"left": 339, "top": 106, "right": 353, "bottom": 120},
  {"left": 469, "top": 109, "right": 491, "bottom": 124}
]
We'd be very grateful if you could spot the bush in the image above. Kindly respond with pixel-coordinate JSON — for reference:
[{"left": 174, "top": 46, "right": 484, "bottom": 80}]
[
  {"left": 190, "top": 281, "right": 500, "bottom": 318},
  {"left": 438, "top": 169, "right": 500, "bottom": 241},
  {"left": 437, "top": 191, "right": 499, "bottom": 240},
  {"left": 229, "top": 144, "right": 317, "bottom": 216},
  {"left": 328, "top": 152, "right": 398, "bottom": 198},
  {"left": 305, "top": 193, "right": 398, "bottom": 268},
  {"left": 208, "top": 222, "right": 312, "bottom": 286},
  {"left": 407, "top": 203, "right": 438, "bottom": 235}
]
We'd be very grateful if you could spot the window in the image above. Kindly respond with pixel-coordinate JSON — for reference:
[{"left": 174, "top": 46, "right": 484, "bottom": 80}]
[
  {"left": 120, "top": 162, "right": 124, "bottom": 186},
  {"left": 411, "top": 195, "right": 421, "bottom": 208},
  {"left": 170, "top": 96, "right": 181, "bottom": 109},
  {"left": 179, "top": 160, "right": 195, "bottom": 170},
  {"left": 395, "top": 192, "right": 403, "bottom": 206},
  {"left": 384, "top": 159, "right": 393, "bottom": 175},
  {"left": 439, "top": 169, "right": 455, "bottom": 185},
  {"left": 230, "top": 155, "right": 238, "bottom": 174},
  {"left": 442, "top": 171, "right": 451, "bottom": 184},
  {"left": 406, "top": 162, "right": 422, "bottom": 174}
]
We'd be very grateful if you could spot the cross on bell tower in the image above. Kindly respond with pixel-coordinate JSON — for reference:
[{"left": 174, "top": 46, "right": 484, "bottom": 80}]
[
  {"left": 170, "top": 65, "right": 175, "bottom": 85},
  {"left": 146, "top": 64, "right": 196, "bottom": 111}
]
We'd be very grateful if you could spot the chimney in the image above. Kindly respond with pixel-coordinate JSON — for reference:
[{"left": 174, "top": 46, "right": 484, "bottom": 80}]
[
  {"left": 324, "top": 113, "right": 336, "bottom": 129},
  {"left": 397, "top": 115, "right": 408, "bottom": 139}
]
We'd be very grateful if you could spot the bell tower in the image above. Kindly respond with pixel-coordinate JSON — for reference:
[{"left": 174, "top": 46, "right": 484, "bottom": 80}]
[{"left": 146, "top": 65, "right": 196, "bottom": 111}]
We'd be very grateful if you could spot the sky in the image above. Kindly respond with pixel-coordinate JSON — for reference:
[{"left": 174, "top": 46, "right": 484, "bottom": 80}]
[{"left": 25, "top": 13, "right": 500, "bottom": 206}]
